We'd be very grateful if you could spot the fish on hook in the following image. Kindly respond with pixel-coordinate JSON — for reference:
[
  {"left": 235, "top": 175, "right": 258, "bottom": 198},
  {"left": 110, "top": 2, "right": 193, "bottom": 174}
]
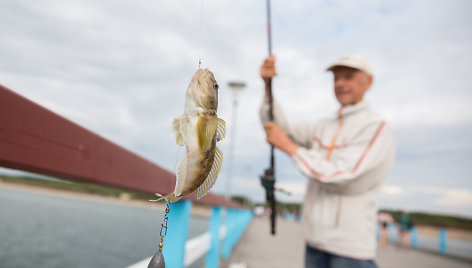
[{"left": 152, "top": 68, "right": 226, "bottom": 203}]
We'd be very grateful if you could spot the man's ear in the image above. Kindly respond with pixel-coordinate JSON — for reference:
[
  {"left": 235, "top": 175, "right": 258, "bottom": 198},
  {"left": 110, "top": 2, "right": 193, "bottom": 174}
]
[{"left": 365, "top": 74, "right": 373, "bottom": 89}]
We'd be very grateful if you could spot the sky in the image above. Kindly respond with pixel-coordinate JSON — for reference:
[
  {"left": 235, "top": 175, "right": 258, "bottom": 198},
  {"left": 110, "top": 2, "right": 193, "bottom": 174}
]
[{"left": 1, "top": 0, "right": 471, "bottom": 217}]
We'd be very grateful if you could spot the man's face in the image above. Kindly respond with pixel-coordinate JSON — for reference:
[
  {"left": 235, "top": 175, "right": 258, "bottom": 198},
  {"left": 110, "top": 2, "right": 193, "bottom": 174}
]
[{"left": 332, "top": 66, "right": 372, "bottom": 106}]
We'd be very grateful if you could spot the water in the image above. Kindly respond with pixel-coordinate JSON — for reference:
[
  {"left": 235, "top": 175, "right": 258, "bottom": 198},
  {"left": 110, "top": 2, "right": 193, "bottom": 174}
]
[{"left": 0, "top": 187, "right": 209, "bottom": 268}]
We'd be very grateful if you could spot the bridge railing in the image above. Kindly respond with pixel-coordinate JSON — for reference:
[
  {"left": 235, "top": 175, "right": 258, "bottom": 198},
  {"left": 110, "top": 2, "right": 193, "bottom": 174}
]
[
  {"left": 381, "top": 224, "right": 471, "bottom": 260},
  {"left": 127, "top": 203, "right": 253, "bottom": 268}
]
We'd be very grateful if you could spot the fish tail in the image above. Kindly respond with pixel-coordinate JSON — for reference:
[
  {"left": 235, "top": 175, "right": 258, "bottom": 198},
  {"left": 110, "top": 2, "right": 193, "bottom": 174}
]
[{"left": 150, "top": 193, "right": 182, "bottom": 203}]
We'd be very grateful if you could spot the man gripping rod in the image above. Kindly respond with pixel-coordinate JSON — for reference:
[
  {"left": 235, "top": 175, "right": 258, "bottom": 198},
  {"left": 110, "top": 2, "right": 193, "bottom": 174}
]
[{"left": 259, "top": 55, "right": 396, "bottom": 268}]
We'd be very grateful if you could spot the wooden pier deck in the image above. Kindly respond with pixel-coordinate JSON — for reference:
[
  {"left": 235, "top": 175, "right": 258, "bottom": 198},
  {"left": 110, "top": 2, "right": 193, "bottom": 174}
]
[{"left": 223, "top": 217, "right": 472, "bottom": 268}]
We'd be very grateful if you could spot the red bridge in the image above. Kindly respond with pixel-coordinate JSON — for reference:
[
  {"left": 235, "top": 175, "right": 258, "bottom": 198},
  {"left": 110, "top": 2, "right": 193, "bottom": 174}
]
[{"left": 0, "top": 84, "right": 239, "bottom": 208}]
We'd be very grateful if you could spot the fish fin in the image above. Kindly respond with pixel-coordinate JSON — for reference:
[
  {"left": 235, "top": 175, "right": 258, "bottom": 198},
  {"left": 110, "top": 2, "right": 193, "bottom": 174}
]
[
  {"left": 150, "top": 193, "right": 182, "bottom": 203},
  {"left": 166, "top": 193, "right": 183, "bottom": 203},
  {"left": 197, "top": 115, "right": 218, "bottom": 151},
  {"left": 172, "top": 117, "right": 185, "bottom": 146},
  {"left": 196, "top": 146, "right": 223, "bottom": 199},
  {"left": 216, "top": 118, "right": 226, "bottom": 142},
  {"left": 174, "top": 155, "right": 188, "bottom": 196}
]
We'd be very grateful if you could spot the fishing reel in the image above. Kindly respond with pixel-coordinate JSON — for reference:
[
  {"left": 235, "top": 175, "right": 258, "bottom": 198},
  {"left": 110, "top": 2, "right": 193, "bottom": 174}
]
[{"left": 260, "top": 168, "right": 275, "bottom": 201}]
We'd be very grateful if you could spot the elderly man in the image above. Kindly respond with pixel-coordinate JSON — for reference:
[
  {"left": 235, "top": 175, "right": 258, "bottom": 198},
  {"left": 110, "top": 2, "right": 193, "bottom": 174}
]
[{"left": 260, "top": 55, "right": 396, "bottom": 268}]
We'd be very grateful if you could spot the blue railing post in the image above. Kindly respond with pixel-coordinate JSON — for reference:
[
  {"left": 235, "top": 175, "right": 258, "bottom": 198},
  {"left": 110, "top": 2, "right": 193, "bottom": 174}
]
[
  {"left": 222, "top": 209, "right": 236, "bottom": 259},
  {"left": 206, "top": 206, "right": 222, "bottom": 268},
  {"left": 222, "top": 209, "right": 253, "bottom": 259},
  {"left": 439, "top": 227, "right": 447, "bottom": 254},
  {"left": 163, "top": 200, "right": 192, "bottom": 268},
  {"left": 388, "top": 224, "right": 397, "bottom": 244},
  {"left": 410, "top": 226, "right": 418, "bottom": 248},
  {"left": 375, "top": 224, "right": 379, "bottom": 240}
]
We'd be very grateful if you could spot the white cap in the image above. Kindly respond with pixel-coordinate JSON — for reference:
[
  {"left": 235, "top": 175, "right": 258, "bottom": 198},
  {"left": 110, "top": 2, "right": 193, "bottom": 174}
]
[{"left": 326, "top": 55, "right": 372, "bottom": 76}]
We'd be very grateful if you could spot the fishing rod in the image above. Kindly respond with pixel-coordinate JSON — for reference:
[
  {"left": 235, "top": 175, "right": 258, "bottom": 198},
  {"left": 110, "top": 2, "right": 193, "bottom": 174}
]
[{"left": 260, "top": 0, "right": 277, "bottom": 236}]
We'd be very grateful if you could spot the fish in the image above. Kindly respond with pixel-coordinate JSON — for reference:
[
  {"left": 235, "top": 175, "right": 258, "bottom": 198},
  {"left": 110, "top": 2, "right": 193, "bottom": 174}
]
[{"left": 153, "top": 68, "right": 226, "bottom": 203}]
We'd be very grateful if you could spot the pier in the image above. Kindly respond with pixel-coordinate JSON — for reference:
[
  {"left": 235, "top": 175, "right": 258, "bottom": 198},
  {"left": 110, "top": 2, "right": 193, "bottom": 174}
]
[{"left": 224, "top": 217, "right": 472, "bottom": 268}]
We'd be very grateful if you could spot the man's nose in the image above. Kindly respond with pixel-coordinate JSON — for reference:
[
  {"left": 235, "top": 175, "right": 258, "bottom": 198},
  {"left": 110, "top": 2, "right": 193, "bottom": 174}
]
[
  {"left": 335, "top": 80, "right": 345, "bottom": 90},
  {"left": 334, "top": 78, "right": 345, "bottom": 87}
]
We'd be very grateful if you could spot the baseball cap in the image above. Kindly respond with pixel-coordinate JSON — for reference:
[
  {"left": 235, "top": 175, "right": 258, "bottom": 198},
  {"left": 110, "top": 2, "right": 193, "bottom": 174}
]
[{"left": 326, "top": 55, "right": 372, "bottom": 76}]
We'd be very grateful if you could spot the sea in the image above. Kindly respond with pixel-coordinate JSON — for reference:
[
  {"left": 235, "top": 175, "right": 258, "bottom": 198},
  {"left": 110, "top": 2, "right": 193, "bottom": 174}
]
[{"left": 0, "top": 186, "right": 208, "bottom": 268}]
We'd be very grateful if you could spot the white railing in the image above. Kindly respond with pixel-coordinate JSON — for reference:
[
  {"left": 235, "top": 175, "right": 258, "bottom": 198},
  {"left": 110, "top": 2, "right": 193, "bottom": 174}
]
[{"left": 127, "top": 226, "right": 226, "bottom": 268}]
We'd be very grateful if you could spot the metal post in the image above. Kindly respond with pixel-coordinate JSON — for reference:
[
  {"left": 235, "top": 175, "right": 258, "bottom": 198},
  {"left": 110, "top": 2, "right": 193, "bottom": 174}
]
[
  {"left": 222, "top": 209, "right": 237, "bottom": 259},
  {"left": 206, "top": 206, "right": 222, "bottom": 268},
  {"left": 439, "top": 228, "right": 447, "bottom": 254},
  {"left": 226, "top": 81, "right": 246, "bottom": 200},
  {"left": 162, "top": 200, "right": 192, "bottom": 268},
  {"left": 410, "top": 226, "right": 418, "bottom": 248},
  {"left": 222, "top": 209, "right": 253, "bottom": 259},
  {"left": 388, "top": 224, "right": 397, "bottom": 244}
]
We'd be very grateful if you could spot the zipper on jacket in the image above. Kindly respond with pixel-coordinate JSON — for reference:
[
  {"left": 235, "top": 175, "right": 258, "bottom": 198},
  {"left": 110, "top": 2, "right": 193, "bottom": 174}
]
[{"left": 326, "top": 111, "right": 344, "bottom": 160}]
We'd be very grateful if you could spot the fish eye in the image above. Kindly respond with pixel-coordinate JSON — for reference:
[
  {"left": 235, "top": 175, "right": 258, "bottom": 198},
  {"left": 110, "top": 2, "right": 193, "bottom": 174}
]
[{"left": 214, "top": 84, "right": 219, "bottom": 90}]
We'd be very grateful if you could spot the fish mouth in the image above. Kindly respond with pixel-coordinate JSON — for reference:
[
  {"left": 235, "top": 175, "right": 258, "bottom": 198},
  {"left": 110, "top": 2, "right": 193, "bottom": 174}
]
[{"left": 191, "top": 68, "right": 210, "bottom": 84}]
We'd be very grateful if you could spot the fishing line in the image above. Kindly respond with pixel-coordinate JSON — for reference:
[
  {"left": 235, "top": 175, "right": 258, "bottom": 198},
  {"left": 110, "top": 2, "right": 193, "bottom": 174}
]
[
  {"left": 148, "top": 1, "right": 206, "bottom": 266},
  {"left": 197, "top": 0, "right": 205, "bottom": 68}
]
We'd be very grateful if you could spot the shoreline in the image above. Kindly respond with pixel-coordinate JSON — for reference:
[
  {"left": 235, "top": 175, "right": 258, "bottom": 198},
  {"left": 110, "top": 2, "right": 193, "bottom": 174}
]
[{"left": 0, "top": 180, "right": 212, "bottom": 217}]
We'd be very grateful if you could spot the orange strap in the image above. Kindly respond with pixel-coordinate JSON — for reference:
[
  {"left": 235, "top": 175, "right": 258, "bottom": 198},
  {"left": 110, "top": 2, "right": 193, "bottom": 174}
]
[{"left": 326, "top": 115, "right": 344, "bottom": 160}]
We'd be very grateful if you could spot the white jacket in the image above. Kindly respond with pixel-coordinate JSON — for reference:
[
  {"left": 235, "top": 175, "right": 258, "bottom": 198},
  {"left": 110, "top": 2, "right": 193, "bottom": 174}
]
[{"left": 260, "top": 98, "right": 396, "bottom": 259}]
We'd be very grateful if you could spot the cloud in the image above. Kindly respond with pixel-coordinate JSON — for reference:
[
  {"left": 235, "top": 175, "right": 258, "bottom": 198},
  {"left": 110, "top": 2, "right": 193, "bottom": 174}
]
[
  {"left": 380, "top": 97, "right": 472, "bottom": 128},
  {"left": 1, "top": 0, "right": 472, "bottom": 217},
  {"left": 381, "top": 185, "right": 404, "bottom": 196},
  {"left": 378, "top": 185, "right": 472, "bottom": 217},
  {"left": 423, "top": 187, "right": 472, "bottom": 207}
]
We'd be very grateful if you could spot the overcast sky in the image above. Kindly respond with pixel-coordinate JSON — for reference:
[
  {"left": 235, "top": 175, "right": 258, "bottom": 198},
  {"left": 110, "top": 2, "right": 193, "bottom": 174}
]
[{"left": 1, "top": 0, "right": 471, "bottom": 217}]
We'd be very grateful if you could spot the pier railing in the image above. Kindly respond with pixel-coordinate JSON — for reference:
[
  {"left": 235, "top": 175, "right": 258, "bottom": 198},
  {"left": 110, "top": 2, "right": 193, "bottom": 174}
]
[
  {"left": 127, "top": 203, "right": 253, "bottom": 268},
  {"left": 0, "top": 84, "right": 253, "bottom": 267},
  {"left": 381, "top": 224, "right": 471, "bottom": 260}
]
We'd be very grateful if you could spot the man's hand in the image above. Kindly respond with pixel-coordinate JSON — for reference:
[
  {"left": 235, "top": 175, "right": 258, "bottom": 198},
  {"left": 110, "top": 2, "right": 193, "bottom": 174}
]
[
  {"left": 260, "top": 56, "right": 277, "bottom": 80},
  {"left": 260, "top": 56, "right": 277, "bottom": 97},
  {"left": 264, "top": 122, "right": 299, "bottom": 156}
]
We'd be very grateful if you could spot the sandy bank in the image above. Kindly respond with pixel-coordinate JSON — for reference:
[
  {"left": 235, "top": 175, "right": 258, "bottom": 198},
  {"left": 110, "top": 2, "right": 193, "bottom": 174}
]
[{"left": 0, "top": 180, "right": 212, "bottom": 217}]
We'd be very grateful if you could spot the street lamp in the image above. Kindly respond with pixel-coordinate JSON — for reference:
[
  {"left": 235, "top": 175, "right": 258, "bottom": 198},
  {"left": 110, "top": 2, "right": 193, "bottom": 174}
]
[{"left": 226, "top": 81, "right": 246, "bottom": 200}]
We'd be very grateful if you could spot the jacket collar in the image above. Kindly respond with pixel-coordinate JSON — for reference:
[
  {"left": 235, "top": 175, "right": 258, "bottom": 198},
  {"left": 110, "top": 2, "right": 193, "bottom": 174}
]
[{"left": 337, "top": 100, "right": 369, "bottom": 117}]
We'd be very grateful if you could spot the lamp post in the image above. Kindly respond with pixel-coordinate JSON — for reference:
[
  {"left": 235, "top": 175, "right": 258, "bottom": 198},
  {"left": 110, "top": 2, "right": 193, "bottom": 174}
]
[{"left": 226, "top": 81, "right": 246, "bottom": 200}]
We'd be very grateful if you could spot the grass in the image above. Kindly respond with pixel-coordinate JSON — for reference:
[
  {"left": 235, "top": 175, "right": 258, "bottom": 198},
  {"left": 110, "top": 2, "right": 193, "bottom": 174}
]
[
  {"left": 381, "top": 209, "right": 472, "bottom": 230},
  {"left": 0, "top": 175, "right": 156, "bottom": 201}
]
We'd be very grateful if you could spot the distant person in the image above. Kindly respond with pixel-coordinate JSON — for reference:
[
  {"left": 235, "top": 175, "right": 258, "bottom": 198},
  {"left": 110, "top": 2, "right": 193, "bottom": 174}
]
[
  {"left": 259, "top": 55, "right": 396, "bottom": 268},
  {"left": 377, "top": 212, "right": 393, "bottom": 248},
  {"left": 253, "top": 205, "right": 265, "bottom": 217},
  {"left": 397, "top": 210, "right": 413, "bottom": 248}
]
